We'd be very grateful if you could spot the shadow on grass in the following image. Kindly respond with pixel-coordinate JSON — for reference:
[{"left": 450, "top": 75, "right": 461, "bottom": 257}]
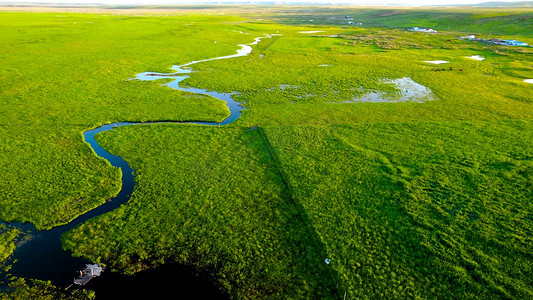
[{"left": 253, "top": 127, "right": 343, "bottom": 298}]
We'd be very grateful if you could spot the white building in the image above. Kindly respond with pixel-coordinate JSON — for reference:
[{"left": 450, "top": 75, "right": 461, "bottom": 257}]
[{"left": 409, "top": 27, "right": 437, "bottom": 33}]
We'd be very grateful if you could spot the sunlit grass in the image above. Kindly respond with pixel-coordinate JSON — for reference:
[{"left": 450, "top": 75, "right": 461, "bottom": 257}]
[{"left": 0, "top": 6, "right": 532, "bottom": 298}]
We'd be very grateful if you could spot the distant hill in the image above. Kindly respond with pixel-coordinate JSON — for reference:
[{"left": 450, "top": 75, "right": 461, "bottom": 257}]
[
  {"left": 1, "top": 1, "right": 533, "bottom": 8},
  {"left": 468, "top": 1, "right": 533, "bottom": 7}
]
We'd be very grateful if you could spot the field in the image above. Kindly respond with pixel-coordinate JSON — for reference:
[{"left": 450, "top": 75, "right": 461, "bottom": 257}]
[{"left": 1, "top": 5, "right": 532, "bottom": 299}]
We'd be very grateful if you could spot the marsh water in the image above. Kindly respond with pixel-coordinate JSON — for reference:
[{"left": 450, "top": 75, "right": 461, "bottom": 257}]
[
  {"left": 2, "top": 36, "right": 270, "bottom": 297},
  {"left": 348, "top": 77, "right": 435, "bottom": 103}
]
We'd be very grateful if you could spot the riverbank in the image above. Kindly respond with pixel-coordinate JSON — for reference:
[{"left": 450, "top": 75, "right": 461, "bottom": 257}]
[{"left": 3, "top": 33, "right": 271, "bottom": 295}]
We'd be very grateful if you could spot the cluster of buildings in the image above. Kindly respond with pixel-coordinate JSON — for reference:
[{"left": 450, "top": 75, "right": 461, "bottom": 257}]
[
  {"left": 461, "top": 35, "right": 529, "bottom": 47},
  {"left": 487, "top": 39, "right": 528, "bottom": 46},
  {"left": 407, "top": 29, "right": 529, "bottom": 47},
  {"left": 328, "top": 16, "right": 352, "bottom": 21},
  {"left": 409, "top": 27, "right": 437, "bottom": 33}
]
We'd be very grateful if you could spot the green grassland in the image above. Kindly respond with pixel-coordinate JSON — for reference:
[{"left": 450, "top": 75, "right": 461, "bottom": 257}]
[
  {"left": 64, "top": 125, "right": 339, "bottom": 298},
  {"left": 63, "top": 120, "right": 533, "bottom": 298},
  {"left": 274, "top": 7, "right": 533, "bottom": 40},
  {"left": 0, "top": 12, "right": 244, "bottom": 229},
  {"left": 263, "top": 121, "right": 533, "bottom": 298},
  {"left": 178, "top": 21, "right": 532, "bottom": 127},
  {"left": 1, "top": 5, "right": 532, "bottom": 299}
]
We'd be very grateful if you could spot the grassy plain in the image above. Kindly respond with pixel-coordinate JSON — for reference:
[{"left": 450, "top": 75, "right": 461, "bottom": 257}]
[
  {"left": 1, "top": 5, "right": 532, "bottom": 299},
  {"left": 274, "top": 7, "right": 533, "bottom": 41},
  {"left": 64, "top": 125, "right": 339, "bottom": 298},
  {"left": 264, "top": 121, "right": 533, "bottom": 298},
  {"left": 0, "top": 12, "right": 241, "bottom": 229}
]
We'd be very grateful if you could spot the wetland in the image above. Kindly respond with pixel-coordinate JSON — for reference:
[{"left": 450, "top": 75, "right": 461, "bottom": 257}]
[
  {"left": 1, "top": 4, "right": 532, "bottom": 299},
  {"left": 4, "top": 33, "right": 269, "bottom": 297}
]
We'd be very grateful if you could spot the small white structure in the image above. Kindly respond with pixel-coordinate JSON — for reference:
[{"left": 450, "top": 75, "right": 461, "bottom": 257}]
[
  {"left": 74, "top": 264, "right": 104, "bottom": 286},
  {"left": 409, "top": 27, "right": 437, "bottom": 33},
  {"left": 461, "top": 35, "right": 476, "bottom": 40},
  {"left": 348, "top": 21, "right": 354, "bottom": 25}
]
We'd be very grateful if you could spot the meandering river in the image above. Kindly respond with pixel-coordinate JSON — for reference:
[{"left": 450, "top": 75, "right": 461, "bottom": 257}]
[{"left": 2, "top": 35, "right": 271, "bottom": 297}]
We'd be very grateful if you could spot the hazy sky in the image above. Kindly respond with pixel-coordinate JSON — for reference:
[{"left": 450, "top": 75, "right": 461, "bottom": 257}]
[{"left": 0, "top": 0, "right": 530, "bottom": 5}]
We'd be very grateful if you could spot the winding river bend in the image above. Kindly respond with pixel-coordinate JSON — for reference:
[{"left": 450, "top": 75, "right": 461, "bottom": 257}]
[{"left": 3, "top": 35, "right": 271, "bottom": 296}]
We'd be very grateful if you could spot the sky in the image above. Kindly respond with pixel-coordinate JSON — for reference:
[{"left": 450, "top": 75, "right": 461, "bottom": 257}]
[{"left": 0, "top": 0, "right": 531, "bottom": 5}]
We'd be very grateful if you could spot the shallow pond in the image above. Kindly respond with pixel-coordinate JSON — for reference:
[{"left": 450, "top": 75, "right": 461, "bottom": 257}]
[
  {"left": 424, "top": 60, "right": 449, "bottom": 64},
  {"left": 342, "top": 77, "right": 436, "bottom": 103},
  {"left": 466, "top": 55, "right": 485, "bottom": 61}
]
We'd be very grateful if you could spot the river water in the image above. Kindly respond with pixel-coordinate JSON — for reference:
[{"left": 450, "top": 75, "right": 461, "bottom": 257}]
[{"left": 2, "top": 35, "right": 271, "bottom": 298}]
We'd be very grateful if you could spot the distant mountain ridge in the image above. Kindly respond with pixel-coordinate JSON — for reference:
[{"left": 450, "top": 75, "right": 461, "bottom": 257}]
[
  {"left": 467, "top": 1, "right": 533, "bottom": 7},
  {"left": 1, "top": 0, "right": 533, "bottom": 7}
]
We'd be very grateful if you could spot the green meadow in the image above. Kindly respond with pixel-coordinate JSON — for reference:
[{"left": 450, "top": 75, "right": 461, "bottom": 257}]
[
  {"left": 0, "top": 12, "right": 236, "bottom": 229},
  {"left": 1, "top": 5, "right": 532, "bottom": 299},
  {"left": 275, "top": 7, "right": 533, "bottom": 39}
]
